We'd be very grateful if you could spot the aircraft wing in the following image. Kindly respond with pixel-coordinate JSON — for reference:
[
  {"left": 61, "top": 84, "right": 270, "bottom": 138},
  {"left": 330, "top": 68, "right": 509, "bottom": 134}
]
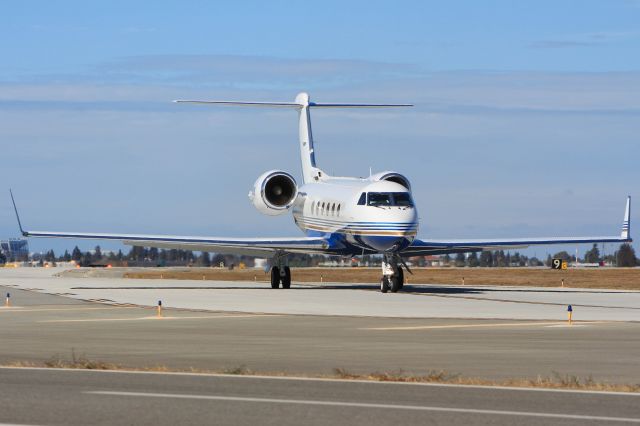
[
  {"left": 9, "top": 191, "right": 334, "bottom": 257},
  {"left": 17, "top": 230, "right": 330, "bottom": 257},
  {"left": 402, "top": 197, "right": 632, "bottom": 257}
]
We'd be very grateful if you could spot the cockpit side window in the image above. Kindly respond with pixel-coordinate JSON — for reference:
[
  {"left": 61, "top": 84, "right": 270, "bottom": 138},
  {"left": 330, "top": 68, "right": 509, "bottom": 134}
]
[{"left": 357, "top": 192, "right": 366, "bottom": 205}]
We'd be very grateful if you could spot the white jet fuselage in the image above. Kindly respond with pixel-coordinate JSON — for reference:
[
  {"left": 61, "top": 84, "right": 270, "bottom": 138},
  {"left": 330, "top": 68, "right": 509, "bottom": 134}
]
[{"left": 291, "top": 178, "right": 419, "bottom": 254}]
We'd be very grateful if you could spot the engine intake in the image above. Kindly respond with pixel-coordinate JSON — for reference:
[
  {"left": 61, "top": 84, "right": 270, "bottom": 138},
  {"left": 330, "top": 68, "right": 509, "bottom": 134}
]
[
  {"left": 369, "top": 171, "right": 411, "bottom": 190},
  {"left": 249, "top": 170, "right": 298, "bottom": 216}
]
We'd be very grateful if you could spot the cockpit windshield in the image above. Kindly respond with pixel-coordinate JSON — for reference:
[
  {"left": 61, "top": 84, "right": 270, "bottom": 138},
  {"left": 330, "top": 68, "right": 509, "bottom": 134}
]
[
  {"left": 393, "top": 192, "right": 413, "bottom": 207},
  {"left": 366, "top": 192, "right": 414, "bottom": 207}
]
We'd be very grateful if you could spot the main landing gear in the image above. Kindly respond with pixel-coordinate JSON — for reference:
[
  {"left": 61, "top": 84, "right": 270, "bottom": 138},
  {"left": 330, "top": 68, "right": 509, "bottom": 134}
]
[
  {"left": 270, "top": 253, "right": 291, "bottom": 289},
  {"left": 270, "top": 266, "right": 291, "bottom": 289},
  {"left": 380, "top": 255, "right": 404, "bottom": 293}
]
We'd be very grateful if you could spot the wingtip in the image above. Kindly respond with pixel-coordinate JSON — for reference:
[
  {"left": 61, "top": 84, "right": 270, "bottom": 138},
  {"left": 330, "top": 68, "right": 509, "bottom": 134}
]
[
  {"left": 9, "top": 189, "right": 25, "bottom": 235},
  {"left": 621, "top": 195, "right": 631, "bottom": 240}
]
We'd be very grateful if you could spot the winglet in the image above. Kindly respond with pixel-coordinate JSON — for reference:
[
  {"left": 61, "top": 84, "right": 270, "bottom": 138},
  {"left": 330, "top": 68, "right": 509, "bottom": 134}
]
[
  {"left": 621, "top": 196, "right": 631, "bottom": 241},
  {"left": 9, "top": 189, "right": 27, "bottom": 237}
]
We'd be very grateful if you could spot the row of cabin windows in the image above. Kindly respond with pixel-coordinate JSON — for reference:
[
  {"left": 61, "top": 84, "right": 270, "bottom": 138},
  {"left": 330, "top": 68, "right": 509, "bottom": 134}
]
[{"left": 310, "top": 201, "right": 342, "bottom": 217}]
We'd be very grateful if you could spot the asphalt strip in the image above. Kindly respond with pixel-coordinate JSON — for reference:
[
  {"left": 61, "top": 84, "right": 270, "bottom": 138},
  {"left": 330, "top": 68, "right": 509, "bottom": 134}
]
[{"left": 85, "top": 391, "right": 640, "bottom": 423}]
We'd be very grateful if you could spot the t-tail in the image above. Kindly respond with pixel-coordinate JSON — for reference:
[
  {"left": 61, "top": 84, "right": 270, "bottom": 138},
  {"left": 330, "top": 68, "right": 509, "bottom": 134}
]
[{"left": 174, "top": 92, "right": 412, "bottom": 184}]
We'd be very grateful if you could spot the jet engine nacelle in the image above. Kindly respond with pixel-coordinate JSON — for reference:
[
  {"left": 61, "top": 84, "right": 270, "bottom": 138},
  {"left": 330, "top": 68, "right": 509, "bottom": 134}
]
[
  {"left": 248, "top": 170, "right": 298, "bottom": 216},
  {"left": 369, "top": 171, "right": 412, "bottom": 191}
]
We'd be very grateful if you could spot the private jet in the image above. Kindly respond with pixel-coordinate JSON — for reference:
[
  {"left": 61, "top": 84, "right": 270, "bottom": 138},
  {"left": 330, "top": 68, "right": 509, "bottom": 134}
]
[{"left": 11, "top": 92, "right": 632, "bottom": 292}]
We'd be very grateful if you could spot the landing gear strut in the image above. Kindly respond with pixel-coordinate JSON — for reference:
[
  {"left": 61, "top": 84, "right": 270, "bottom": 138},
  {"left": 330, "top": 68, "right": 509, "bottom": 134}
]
[
  {"left": 380, "top": 255, "right": 404, "bottom": 293},
  {"left": 270, "top": 253, "right": 291, "bottom": 289}
]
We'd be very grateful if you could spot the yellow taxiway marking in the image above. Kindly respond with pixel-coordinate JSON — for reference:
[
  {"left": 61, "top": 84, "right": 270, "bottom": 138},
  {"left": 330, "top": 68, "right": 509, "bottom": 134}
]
[
  {"left": 38, "top": 314, "right": 282, "bottom": 323},
  {"left": 0, "top": 306, "right": 136, "bottom": 313},
  {"left": 361, "top": 321, "right": 610, "bottom": 331}
]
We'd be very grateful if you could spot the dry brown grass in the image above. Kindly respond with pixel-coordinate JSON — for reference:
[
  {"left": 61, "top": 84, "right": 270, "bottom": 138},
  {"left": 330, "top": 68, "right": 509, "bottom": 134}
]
[
  {"left": 331, "top": 368, "right": 640, "bottom": 392},
  {"left": 4, "top": 358, "right": 639, "bottom": 392},
  {"left": 124, "top": 267, "right": 640, "bottom": 290}
]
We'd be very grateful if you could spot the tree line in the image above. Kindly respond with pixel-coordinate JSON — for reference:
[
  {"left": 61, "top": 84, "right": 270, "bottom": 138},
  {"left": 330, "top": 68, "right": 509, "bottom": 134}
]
[
  {"left": 541, "top": 243, "right": 637, "bottom": 267},
  {"left": 21, "top": 246, "right": 326, "bottom": 268}
]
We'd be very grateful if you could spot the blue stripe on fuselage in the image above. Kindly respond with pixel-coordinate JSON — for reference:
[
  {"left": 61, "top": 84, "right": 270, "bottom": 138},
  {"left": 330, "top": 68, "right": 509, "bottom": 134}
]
[{"left": 305, "top": 229, "right": 413, "bottom": 255}]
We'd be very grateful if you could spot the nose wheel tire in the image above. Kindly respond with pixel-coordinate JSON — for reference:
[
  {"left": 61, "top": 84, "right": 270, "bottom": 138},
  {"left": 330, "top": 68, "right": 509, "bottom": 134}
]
[
  {"left": 390, "top": 275, "right": 402, "bottom": 293},
  {"left": 282, "top": 266, "right": 291, "bottom": 289},
  {"left": 380, "top": 277, "right": 390, "bottom": 293},
  {"left": 270, "top": 266, "right": 281, "bottom": 289},
  {"left": 396, "top": 267, "right": 404, "bottom": 291}
]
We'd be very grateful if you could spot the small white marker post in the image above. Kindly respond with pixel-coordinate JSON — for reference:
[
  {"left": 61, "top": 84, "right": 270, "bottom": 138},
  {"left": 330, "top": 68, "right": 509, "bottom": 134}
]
[
  {"left": 567, "top": 305, "right": 573, "bottom": 326},
  {"left": 5, "top": 293, "right": 10, "bottom": 307},
  {"left": 157, "top": 300, "right": 162, "bottom": 318}
]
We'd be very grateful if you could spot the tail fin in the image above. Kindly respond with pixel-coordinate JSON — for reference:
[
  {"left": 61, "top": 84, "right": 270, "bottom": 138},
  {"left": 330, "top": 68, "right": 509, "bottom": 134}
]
[{"left": 175, "top": 92, "right": 412, "bottom": 184}]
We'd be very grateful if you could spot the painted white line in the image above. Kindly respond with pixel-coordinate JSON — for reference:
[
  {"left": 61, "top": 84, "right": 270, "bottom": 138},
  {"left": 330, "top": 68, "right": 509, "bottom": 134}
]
[
  {"left": 86, "top": 391, "right": 640, "bottom": 423},
  {"left": 362, "top": 321, "right": 609, "bottom": 331},
  {"left": 0, "top": 307, "right": 135, "bottom": 313},
  {"left": 38, "top": 314, "right": 281, "bottom": 323},
  {"left": 2, "top": 367, "right": 638, "bottom": 397},
  {"left": 546, "top": 324, "right": 587, "bottom": 328}
]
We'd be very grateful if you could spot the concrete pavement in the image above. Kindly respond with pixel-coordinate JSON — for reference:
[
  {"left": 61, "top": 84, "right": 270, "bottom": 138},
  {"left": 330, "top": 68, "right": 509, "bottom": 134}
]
[{"left": 1, "top": 267, "right": 640, "bottom": 320}]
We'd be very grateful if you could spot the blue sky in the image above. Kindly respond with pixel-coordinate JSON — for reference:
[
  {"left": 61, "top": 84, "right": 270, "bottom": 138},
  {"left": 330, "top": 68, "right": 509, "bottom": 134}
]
[{"left": 1, "top": 0, "right": 639, "bottom": 258}]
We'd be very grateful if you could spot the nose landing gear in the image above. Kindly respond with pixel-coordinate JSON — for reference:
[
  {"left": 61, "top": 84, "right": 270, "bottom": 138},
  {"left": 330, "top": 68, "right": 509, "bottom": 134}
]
[{"left": 380, "top": 255, "right": 404, "bottom": 293}]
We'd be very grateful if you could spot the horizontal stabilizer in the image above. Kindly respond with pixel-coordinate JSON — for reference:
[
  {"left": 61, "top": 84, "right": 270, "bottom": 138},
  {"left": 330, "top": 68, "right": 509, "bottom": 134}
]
[
  {"left": 174, "top": 100, "right": 303, "bottom": 108},
  {"left": 174, "top": 98, "right": 412, "bottom": 109}
]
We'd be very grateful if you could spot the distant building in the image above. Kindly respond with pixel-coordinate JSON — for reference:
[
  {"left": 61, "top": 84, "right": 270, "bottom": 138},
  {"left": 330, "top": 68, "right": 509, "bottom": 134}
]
[{"left": 0, "top": 238, "right": 29, "bottom": 261}]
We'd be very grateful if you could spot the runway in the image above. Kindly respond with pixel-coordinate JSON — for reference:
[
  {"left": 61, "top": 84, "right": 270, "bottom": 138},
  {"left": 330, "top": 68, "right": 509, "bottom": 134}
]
[
  {"left": 1, "top": 268, "right": 640, "bottom": 320},
  {"left": 1, "top": 367, "right": 639, "bottom": 426}
]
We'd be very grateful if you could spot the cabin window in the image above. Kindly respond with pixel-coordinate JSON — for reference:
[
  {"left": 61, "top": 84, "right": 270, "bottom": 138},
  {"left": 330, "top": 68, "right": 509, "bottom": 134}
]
[
  {"left": 331, "top": 203, "right": 336, "bottom": 215},
  {"left": 357, "top": 192, "right": 366, "bottom": 205},
  {"left": 337, "top": 204, "right": 341, "bottom": 216}
]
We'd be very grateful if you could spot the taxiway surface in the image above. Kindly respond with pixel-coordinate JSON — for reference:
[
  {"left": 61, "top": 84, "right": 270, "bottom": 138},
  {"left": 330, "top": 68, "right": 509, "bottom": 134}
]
[{"left": 0, "top": 271, "right": 639, "bottom": 382}]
